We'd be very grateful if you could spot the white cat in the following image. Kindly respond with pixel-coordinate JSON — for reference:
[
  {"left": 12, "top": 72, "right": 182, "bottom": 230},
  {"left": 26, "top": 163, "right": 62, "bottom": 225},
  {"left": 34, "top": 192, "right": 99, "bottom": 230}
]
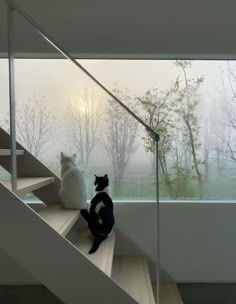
[{"left": 59, "top": 152, "right": 87, "bottom": 209}]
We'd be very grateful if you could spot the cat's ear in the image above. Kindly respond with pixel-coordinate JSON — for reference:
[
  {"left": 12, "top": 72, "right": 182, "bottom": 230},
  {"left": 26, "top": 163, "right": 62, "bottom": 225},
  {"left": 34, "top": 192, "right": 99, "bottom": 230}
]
[
  {"left": 104, "top": 174, "right": 108, "bottom": 179},
  {"left": 72, "top": 153, "right": 76, "bottom": 161},
  {"left": 61, "top": 152, "right": 64, "bottom": 160}
]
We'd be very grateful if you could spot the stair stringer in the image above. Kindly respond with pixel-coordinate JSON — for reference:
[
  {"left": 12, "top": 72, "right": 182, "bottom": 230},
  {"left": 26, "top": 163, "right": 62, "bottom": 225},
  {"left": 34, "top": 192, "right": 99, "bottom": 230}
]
[
  {"left": 0, "top": 127, "right": 60, "bottom": 205},
  {"left": 0, "top": 184, "right": 137, "bottom": 304}
]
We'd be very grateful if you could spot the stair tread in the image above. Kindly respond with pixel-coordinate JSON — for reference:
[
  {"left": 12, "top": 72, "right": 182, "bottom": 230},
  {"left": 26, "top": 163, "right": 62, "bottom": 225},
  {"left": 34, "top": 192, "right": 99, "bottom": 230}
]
[
  {"left": 152, "top": 282, "right": 183, "bottom": 304},
  {"left": 38, "top": 204, "right": 80, "bottom": 236},
  {"left": 75, "top": 229, "right": 115, "bottom": 276},
  {"left": 112, "top": 256, "right": 155, "bottom": 304},
  {"left": 2, "top": 177, "right": 55, "bottom": 196},
  {"left": 0, "top": 149, "right": 24, "bottom": 156}
]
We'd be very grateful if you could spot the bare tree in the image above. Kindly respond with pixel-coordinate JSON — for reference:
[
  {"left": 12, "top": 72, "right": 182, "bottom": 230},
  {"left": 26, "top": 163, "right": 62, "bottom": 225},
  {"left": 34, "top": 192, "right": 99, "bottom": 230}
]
[
  {"left": 0, "top": 114, "right": 8, "bottom": 131},
  {"left": 104, "top": 87, "right": 138, "bottom": 191},
  {"left": 171, "top": 120, "right": 190, "bottom": 169},
  {"left": 16, "top": 96, "right": 56, "bottom": 158},
  {"left": 202, "top": 101, "right": 230, "bottom": 177},
  {"left": 201, "top": 120, "right": 211, "bottom": 178},
  {"left": 67, "top": 87, "right": 101, "bottom": 167},
  {"left": 212, "top": 124, "right": 230, "bottom": 174},
  {"left": 209, "top": 97, "right": 231, "bottom": 174},
  {"left": 175, "top": 60, "right": 204, "bottom": 196},
  {"left": 225, "top": 63, "right": 236, "bottom": 163}
]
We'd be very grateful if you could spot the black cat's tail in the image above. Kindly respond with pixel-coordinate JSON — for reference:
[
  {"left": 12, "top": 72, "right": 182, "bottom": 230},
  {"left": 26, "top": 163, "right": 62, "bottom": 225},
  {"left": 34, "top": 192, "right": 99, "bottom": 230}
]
[
  {"left": 89, "top": 235, "right": 107, "bottom": 254},
  {"left": 80, "top": 209, "right": 89, "bottom": 222}
]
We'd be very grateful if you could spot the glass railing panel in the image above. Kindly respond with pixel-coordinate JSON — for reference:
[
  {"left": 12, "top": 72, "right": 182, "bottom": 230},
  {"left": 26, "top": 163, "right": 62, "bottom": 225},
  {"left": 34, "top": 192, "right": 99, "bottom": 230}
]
[
  {"left": 12, "top": 8, "right": 156, "bottom": 201},
  {"left": 13, "top": 10, "right": 64, "bottom": 202},
  {"left": 12, "top": 3, "right": 236, "bottom": 201}
]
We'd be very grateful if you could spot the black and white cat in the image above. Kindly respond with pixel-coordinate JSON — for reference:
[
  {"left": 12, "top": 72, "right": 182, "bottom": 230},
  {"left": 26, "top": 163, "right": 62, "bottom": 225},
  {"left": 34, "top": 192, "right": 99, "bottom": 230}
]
[{"left": 81, "top": 174, "right": 115, "bottom": 254}]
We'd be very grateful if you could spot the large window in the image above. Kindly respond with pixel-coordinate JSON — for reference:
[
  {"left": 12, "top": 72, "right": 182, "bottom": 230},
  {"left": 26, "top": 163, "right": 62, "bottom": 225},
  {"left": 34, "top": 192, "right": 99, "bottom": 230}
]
[{"left": 1, "top": 59, "right": 236, "bottom": 200}]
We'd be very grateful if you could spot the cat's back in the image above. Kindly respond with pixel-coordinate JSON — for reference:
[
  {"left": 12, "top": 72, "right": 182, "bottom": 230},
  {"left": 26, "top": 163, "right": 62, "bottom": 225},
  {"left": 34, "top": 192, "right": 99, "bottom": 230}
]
[
  {"left": 63, "top": 166, "right": 86, "bottom": 187},
  {"left": 92, "top": 191, "right": 113, "bottom": 208},
  {"left": 59, "top": 154, "right": 87, "bottom": 209},
  {"left": 62, "top": 167, "right": 87, "bottom": 196}
]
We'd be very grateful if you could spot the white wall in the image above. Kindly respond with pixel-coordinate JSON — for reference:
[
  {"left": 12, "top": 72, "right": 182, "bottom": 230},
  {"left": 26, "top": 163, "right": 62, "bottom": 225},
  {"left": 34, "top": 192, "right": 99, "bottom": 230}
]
[
  {"left": 114, "top": 202, "right": 236, "bottom": 282},
  {"left": 160, "top": 202, "right": 236, "bottom": 282},
  {"left": 1, "top": 202, "right": 236, "bottom": 284}
]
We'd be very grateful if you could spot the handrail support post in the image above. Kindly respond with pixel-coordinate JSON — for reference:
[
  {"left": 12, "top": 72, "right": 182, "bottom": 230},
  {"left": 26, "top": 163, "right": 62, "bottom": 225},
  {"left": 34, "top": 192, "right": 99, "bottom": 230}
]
[
  {"left": 8, "top": 4, "right": 17, "bottom": 193},
  {"left": 155, "top": 136, "right": 160, "bottom": 304}
]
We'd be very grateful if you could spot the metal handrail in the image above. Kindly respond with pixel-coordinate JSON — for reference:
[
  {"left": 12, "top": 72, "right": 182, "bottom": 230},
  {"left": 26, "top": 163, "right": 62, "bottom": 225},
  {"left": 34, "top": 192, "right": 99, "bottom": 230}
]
[
  {"left": 5, "top": 1, "right": 160, "bottom": 303},
  {"left": 6, "top": 0, "right": 159, "bottom": 141}
]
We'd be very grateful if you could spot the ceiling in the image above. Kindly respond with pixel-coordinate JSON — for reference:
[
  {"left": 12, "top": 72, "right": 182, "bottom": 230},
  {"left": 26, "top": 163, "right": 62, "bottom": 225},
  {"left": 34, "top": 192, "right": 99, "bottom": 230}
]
[{"left": 0, "top": 0, "right": 236, "bottom": 59}]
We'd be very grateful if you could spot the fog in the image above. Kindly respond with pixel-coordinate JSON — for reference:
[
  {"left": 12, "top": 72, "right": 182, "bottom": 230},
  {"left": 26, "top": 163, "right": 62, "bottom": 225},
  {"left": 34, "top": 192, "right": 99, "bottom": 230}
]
[{"left": 1, "top": 59, "right": 236, "bottom": 200}]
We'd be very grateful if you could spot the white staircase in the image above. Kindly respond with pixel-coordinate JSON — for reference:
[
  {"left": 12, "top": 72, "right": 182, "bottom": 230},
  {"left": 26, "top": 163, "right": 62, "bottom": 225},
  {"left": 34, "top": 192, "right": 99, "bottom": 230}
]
[
  {"left": 2, "top": 177, "right": 55, "bottom": 196},
  {"left": 112, "top": 256, "right": 155, "bottom": 304},
  {"left": 38, "top": 204, "right": 80, "bottom": 237},
  {"left": 0, "top": 149, "right": 24, "bottom": 156},
  {"left": 75, "top": 229, "right": 115, "bottom": 276},
  {"left": 0, "top": 127, "right": 184, "bottom": 303}
]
